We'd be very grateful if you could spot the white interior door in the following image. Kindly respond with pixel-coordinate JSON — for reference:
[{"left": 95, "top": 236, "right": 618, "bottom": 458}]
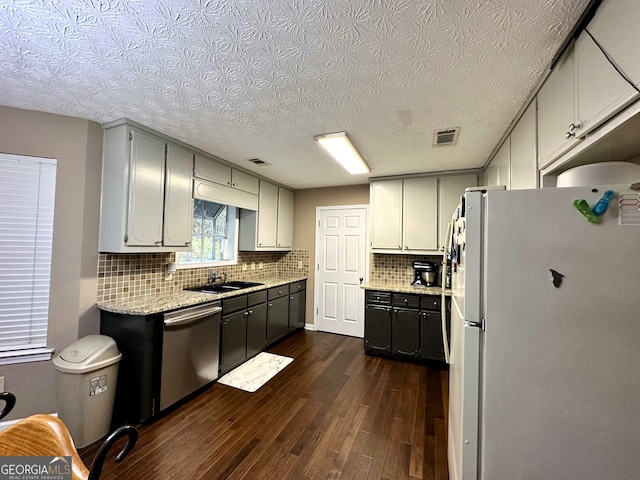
[{"left": 315, "top": 206, "right": 368, "bottom": 337}]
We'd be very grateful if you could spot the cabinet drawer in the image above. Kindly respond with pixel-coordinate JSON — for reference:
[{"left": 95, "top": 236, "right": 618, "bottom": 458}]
[
  {"left": 247, "top": 290, "right": 267, "bottom": 307},
  {"left": 289, "top": 280, "right": 306, "bottom": 292},
  {"left": 268, "top": 285, "right": 289, "bottom": 300},
  {"left": 420, "top": 295, "right": 441, "bottom": 312},
  {"left": 392, "top": 294, "right": 420, "bottom": 309},
  {"left": 222, "top": 295, "right": 247, "bottom": 315},
  {"left": 365, "top": 291, "right": 391, "bottom": 305}
]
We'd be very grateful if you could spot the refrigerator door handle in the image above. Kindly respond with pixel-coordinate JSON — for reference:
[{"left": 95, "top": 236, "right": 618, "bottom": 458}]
[{"left": 463, "top": 318, "right": 484, "bottom": 329}]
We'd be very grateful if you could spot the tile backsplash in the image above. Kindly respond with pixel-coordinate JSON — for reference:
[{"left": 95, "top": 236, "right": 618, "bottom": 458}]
[
  {"left": 369, "top": 253, "right": 443, "bottom": 285},
  {"left": 97, "top": 250, "right": 310, "bottom": 302}
]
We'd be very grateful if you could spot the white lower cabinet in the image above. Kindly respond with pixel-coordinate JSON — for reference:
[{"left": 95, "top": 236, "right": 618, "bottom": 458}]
[
  {"left": 239, "top": 180, "right": 293, "bottom": 251},
  {"left": 99, "top": 122, "right": 193, "bottom": 253}
]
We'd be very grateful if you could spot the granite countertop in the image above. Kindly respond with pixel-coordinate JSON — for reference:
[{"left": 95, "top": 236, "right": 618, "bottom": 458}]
[
  {"left": 97, "top": 276, "right": 308, "bottom": 316},
  {"left": 361, "top": 282, "right": 451, "bottom": 296}
]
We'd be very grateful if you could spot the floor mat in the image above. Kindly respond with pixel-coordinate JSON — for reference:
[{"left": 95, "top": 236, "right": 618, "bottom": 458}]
[{"left": 217, "top": 352, "right": 294, "bottom": 392}]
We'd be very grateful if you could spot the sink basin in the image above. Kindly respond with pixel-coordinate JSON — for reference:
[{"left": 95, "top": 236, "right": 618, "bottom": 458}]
[{"left": 185, "top": 281, "right": 263, "bottom": 294}]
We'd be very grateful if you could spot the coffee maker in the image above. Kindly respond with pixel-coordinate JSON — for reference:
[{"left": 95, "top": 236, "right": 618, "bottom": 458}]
[{"left": 411, "top": 260, "right": 439, "bottom": 287}]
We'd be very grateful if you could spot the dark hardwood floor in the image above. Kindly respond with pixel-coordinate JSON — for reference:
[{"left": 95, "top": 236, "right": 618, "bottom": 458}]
[{"left": 80, "top": 330, "right": 449, "bottom": 480}]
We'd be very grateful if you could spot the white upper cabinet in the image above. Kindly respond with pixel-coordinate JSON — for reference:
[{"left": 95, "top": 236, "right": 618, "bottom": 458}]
[
  {"left": 99, "top": 122, "right": 193, "bottom": 253},
  {"left": 370, "top": 174, "right": 474, "bottom": 254},
  {"left": 276, "top": 187, "right": 294, "bottom": 249},
  {"left": 484, "top": 138, "right": 511, "bottom": 188},
  {"left": 125, "top": 129, "right": 166, "bottom": 247},
  {"left": 585, "top": 0, "right": 640, "bottom": 92},
  {"left": 509, "top": 101, "right": 538, "bottom": 190},
  {"left": 194, "top": 154, "right": 259, "bottom": 194},
  {"left": 193, "top": 154, "right": 259, "bottom": 210},
  {"left": 403, "top": 177, "right": 438, "bottom": 252},
  {"left": 239, "top": 180, "right": 294, "bottom": 251},
  {"left": 438, "top": 174, "right": 477, "bottom": 250},
  {"left": 575, "top": 31, "right": 638, "bottom": 138},
  {"left": 370, "top": 179, "right": 403, "bottom": 251},
  {"left": 163, "top": 144, "right": 195, "bottom": 247},
  {"left": 537, "top": 47, "right": 578, "bottom": 168}
]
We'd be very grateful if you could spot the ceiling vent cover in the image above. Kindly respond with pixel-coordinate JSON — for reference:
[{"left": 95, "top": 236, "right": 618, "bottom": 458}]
[
  {"left": 433, "top": 127, "right": 460, "bottom": 147},
  {"left": 248, "top": 158, "right": 269, "bottom": 166}
]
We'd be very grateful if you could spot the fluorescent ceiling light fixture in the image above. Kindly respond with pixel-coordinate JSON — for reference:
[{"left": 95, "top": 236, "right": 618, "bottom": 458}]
[{"left": 314, "top": 132, "right": 370, "bottom": 174}]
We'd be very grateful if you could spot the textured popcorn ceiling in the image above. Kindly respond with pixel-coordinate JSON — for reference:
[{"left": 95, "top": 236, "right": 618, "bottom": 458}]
[{"left": 0, "top": 0, "right": 590, "bottom": 189}]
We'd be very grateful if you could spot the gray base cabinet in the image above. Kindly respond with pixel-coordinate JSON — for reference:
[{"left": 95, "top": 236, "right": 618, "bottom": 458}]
[
  {"left": 364, "top": 290, "right": 448, "bottom": 364},
  {"left": 246, "top": 302, "right": 267, "bottom": 359},
  {"left": 392, "top": 308, "right": 421, "bottom": 358},
  {"left": 267, "top": 287, "right": 289, "bottom": 345},
  {"left": 288, "top": 280, "right": 306, "bottom": 332},
  {"left": 221, "top": 309, "right": 248, "bottom": 374}
]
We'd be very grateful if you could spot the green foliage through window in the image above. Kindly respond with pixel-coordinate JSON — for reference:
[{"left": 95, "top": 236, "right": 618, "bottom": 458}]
[{"left": 177, "top": 199, "right": 236, "bottom": 265}]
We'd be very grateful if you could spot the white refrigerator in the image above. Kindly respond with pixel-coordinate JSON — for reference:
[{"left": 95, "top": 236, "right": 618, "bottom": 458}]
[{"left": 447, "top": 185, "right": 640, "bottom": 480}]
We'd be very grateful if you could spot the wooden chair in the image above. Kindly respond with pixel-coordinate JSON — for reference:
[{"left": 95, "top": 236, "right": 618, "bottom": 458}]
[{"left": 0, "top": 392, "right": 137, "bottom": 480}]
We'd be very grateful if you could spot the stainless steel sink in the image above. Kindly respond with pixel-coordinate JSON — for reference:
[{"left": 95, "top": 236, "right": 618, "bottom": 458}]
[{"left": 185, "top": 281, "right": 263, "bottom": 294}]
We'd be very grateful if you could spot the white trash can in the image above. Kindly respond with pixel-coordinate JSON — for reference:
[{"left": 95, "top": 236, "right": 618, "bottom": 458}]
[{"left": 53, "top": 335, "right": 122, "bottom": 448}]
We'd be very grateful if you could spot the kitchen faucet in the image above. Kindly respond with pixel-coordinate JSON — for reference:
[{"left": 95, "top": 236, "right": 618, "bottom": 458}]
[{"left": 207, "top": 269, "right": 227, "bottom": 284}]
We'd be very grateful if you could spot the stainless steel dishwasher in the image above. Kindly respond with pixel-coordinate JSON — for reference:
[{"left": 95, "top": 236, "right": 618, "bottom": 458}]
[{"left": 160, "top": 301, "right": 222, "bottom": 411}]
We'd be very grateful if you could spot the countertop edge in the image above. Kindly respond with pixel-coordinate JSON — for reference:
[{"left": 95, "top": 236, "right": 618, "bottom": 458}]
[
  {"left": 98, "top": 276, "right": 308, "bottom": 316},
  {"left": 361, "top": 282, "right": 451, "bottom": 296}
]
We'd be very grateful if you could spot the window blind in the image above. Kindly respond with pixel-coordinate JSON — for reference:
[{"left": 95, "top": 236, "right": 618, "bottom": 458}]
[{"left": 0, "top": 154, "right": 57, "bottom": 354}]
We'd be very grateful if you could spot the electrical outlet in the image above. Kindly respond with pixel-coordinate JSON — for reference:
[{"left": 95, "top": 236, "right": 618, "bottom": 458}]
[
  {"left": 258, "top": 262, "right": 264, "bottom": 270},
  {"left": 298, "top": 261, "right": 303, "bottom": 269},
  {"left": 251, "top": 262, "right": 256, "bottom": 270},
  {"left": 0, "top": 376, "right": 4, "bottom": 392},
  {"left": 242, "top": 263, "right": 247, "bottom": 271}
]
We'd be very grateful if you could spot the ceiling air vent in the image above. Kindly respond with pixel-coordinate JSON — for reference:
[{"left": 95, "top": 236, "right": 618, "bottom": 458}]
[
  {"left": 248, "top": 158, "right": 269, "bottom": 166},
  {"left": 433, "top": 127, "right": 460, "bottom": 147}
]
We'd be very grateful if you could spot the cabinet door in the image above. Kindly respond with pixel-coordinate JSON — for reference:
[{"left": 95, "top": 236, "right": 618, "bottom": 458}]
[
  {"left": 257, "top": 180, "right": 278, "bottom": 248},
  {"left": 403, "top": 177, "right": 438, "bottom": 252},
  {"left": 537, "top": 47, "right": 578, "bottom": 168},
  {"left": 126, "top": 130, "right": 166, "bottom": 246},
  {"left": 370, "top": 180, "right": 403, "bottom": 250},
  {"left": 193, "top": 154, "right": 232, "bottom": 186},
  {"left": 220, "top": 311, "right": 247, "bottom": 374},
  {"left": 575, "top": 31, "right": 639, "bottom": 136},
  {"left": 392, "top": 308, "right": 420, "bottom": 358},
  {"left": 163, "top": 143, "right": 193, "bottom": 248},
  {"left": 510, "top": 101, "right": 538, "bottom": 190},
  {"left": 276, "top": 187, "right": 294, "bottom": 248},
  {"left": 364, "top": 305, "right": 391, "bottom": 353},
  {"left": 267, "top": 296, "right": 289, "bottom": 345},
  {"left": 231, "top": 169, "right": 259, "bottom": 194},
  {"left": 288, "top": 289, "right": 306, "bottom": 332},
  {"left": 485, "top": 138, "right": 510, "bottom": 188},
  {"left": 246, "top": 303, "right": 267, "bottom": 359},
  {"left": 439, "top": 174, "right": 477, "bottom": 250},
  {"left": 420, "top": 311, "right": 445, "bottom": 362}
]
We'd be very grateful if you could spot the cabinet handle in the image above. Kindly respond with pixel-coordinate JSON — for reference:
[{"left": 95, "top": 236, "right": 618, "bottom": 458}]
[
  {"left": 185, "top": 241, "right": 191, "bottom": 246},
  {"left": 268, "top": 303, "right": 273, "bottom": 307},
  {"left": 397, "top": 349, "right": 418, "bottom": 356},
  {"left": 565, "top": 122, "right": 581, "bottom": 138},
  {"left": 154, "top": 239, "right": 162, "bottom": 245},
  {"left": 232, "top": 183, "right": 237, "bottom": 187},
  {"left": 397, "top": 245, "right": 402, "bottom": 249},
  {"left": 248, "top": 310, "right": 253, "bottom": 315}
]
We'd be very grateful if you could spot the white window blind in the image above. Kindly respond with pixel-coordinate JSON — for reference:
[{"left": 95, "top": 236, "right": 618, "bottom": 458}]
[{"left": 0, "top": 153, "right": 57, "bottom": 360}]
